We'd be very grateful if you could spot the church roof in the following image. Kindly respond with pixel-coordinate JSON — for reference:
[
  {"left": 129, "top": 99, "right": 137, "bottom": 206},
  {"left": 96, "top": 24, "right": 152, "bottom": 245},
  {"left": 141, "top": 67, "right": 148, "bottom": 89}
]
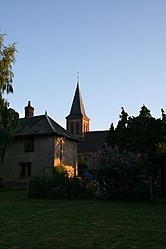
[
  {"left": 15, "top": 114, "right": 77, "bottom": 140},
  {"left": 67, "top": 83, "right": 87, "bottom": 117},
  {"left": 78, "top": 130, "right": 109, "bottom": 153}
]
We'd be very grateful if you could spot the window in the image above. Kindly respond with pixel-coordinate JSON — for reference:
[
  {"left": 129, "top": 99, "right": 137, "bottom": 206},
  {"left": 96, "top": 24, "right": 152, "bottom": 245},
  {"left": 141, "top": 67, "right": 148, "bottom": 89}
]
[
  {"left": 84, "top": 124, "right": 86, "bottom": 133},
  {"left": 76, "top": 122, "right": 79, "bottom": 135},
  {"left": 71, "top": 123, "right": 74, "bottom": 134},
  {"left": 84, "top": 123, "right": 87, "bottom": 133},
  {"left": 25, "top": 136, "right": 34, "bottom": 152},
  {"left": 60, "top": 142, "right": 63, "bottom": 164},
  {"left": 19, "top": 163, "right": 31, "bottom": 178}
]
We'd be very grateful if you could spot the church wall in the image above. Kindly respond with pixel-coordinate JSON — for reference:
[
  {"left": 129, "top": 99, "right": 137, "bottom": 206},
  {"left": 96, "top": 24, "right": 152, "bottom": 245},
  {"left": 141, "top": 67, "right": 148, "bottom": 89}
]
[{"left": 54, "top": 137, "right": 77, "bottom": 177}]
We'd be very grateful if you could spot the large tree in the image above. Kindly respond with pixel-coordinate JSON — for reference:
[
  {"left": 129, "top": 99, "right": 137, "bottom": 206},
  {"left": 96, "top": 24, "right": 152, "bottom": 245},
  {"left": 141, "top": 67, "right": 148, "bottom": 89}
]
[
  {"left": 0, "top": 34, "right": 19, "bottom": 162},
  {"left": 107, "top": 105, "right": 166, "bottom": 157}
]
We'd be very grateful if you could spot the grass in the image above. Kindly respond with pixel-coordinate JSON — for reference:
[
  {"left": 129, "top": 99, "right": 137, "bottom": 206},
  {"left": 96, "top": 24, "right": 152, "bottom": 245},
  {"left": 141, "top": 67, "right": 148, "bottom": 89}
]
[{"left": 0, "top": 191, "right": 166, "bottom": 249}]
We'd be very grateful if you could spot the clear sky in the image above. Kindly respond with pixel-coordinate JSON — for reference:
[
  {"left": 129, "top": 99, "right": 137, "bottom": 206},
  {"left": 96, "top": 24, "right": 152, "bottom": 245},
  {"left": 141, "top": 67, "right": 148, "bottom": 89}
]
[{"left": 0, "top": 0, "right": 166, "bottom": 130}]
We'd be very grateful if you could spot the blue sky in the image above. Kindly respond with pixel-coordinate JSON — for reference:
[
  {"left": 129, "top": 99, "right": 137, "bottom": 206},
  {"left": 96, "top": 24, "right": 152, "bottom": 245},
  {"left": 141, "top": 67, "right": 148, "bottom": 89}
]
[{"left": 0, "top": 0, "right": 166, "bottom": 130}]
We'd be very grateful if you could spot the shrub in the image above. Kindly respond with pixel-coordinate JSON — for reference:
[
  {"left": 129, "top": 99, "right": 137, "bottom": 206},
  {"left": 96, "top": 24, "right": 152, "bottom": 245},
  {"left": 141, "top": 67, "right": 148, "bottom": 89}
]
[
  {"left": 27, "top": 172, "right": 96, "bottom": 199},
  {"left": 92, "top": 146, "right": 152, "bottom": 200},
  {"left": 66, "top": 177, "right": 96, "bottom": 199}
]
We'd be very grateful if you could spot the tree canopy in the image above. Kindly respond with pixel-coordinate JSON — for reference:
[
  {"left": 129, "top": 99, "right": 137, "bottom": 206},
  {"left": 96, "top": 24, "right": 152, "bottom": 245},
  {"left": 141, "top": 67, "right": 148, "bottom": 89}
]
[
  {"left": 106, "top": 105, "right": 166, "bottom": 157},
  {"left": 0, "top": 34, "right": 19, "bottom": 162}
]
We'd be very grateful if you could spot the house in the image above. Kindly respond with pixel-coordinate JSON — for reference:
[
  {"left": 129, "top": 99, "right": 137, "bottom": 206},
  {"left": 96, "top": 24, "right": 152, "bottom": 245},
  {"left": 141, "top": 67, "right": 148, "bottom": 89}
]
[
  {"left": 66, "top": 82, "right": 109, "bottom": 170},
  {"left": 0, "top": 101, "right": 78, "bottom": 186}
]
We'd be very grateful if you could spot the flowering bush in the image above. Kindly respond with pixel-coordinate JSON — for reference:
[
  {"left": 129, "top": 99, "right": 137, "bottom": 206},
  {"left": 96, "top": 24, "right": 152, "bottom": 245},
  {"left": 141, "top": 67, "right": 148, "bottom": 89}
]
[{"left": 92, "top": 146, "right": 151, "bottom": 200}]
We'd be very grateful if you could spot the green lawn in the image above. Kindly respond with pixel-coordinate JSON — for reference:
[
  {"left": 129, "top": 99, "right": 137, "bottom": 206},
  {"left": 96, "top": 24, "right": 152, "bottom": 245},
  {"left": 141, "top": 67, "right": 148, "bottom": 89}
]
[{"left": 0, "top": 190, "right": 166, "bottom": 249}]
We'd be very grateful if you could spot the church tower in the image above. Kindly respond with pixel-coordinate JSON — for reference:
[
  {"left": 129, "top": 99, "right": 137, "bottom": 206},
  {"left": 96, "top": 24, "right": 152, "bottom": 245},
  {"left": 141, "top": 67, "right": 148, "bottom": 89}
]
[{"left": 66, "top": 77, "right": 90, "bottom": 140}]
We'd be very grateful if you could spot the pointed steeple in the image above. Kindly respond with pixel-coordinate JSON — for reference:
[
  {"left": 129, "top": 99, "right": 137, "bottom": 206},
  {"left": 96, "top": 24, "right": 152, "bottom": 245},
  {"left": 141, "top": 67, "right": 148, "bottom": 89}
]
[
  {"left": 66, "top": 76, "right": 90, "bottom": 140},
  {"left": 69, "top": 83, "right": 87, "bottom": 117}
]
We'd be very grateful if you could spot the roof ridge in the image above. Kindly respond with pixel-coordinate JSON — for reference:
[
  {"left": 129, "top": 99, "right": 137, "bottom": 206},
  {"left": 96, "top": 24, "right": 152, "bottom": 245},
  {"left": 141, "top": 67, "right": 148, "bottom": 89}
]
[
  {"left": 45, "top": 114, "right": 57, "bottom": 133},
  {"left": 19, "top": 114, "right": 45, "bottom": 120}
]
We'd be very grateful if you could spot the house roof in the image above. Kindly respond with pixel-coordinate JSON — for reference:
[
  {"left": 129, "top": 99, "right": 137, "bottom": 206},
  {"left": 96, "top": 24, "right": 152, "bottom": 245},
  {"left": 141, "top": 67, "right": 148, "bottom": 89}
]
[
  {"left": 15, "top": 114, "right": 77, "bottom": 140},
  {"left": 78, "top": 130, "right": 109, "bottom": 153},
  {"left": 66, "top": 83, "right": 88, "bottom": 118}
]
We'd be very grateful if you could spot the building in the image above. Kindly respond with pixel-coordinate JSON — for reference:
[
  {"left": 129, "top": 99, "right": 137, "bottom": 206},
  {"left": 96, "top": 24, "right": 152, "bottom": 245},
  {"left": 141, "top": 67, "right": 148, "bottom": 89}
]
[
  {"left": 66, "top": 83, "right": 109, "bottom": 169},
  {"left": 0, "top": 101, "right": 78, "bottom": 186}
]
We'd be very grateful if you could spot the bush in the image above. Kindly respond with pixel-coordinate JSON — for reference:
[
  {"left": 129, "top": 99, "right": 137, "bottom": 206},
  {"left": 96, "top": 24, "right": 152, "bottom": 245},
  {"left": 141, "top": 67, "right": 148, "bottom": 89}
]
[
  {"left": 27, "top": 169, "right": 67, "bottom": 199},
  {"left": 66, "top": 177, "right": 95, "bottom": 199},
  {"left": 27, "top": 174, "right": 96, "bottom": 199},
  {"left": 93, "top": 146, "right": 152, "bottom": 201}
]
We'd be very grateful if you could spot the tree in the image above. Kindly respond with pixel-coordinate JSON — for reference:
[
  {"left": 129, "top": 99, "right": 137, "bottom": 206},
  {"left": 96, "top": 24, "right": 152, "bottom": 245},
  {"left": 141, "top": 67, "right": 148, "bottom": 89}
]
[
  {"left": 0, "top": 34, "right": 19, "bottom": 162},
  {"left": 107, "top": 105, "right": 166, "bottom": 157},
  {"left": 93, "top": 146, "right": 151, "bottom": 200}
]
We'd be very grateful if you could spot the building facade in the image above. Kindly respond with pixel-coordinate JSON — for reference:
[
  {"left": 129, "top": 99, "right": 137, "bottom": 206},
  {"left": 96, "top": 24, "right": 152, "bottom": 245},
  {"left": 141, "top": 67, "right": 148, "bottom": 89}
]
[{"left": 0, "top": 102, "right": 78, "bottom": 186}]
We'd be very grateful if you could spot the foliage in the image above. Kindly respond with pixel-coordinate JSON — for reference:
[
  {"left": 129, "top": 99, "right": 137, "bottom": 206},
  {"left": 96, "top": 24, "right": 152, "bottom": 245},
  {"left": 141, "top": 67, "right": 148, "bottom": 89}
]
[
  {"left": 107, "top": 105, "right": 166, "bottom": 157},
  {"left": 53, "top": 165, "right": 68, "bottom": 175},
  {"left": 0, "top": 103, "right": 19, "bottom": 161},
  {"left": 0, "top": 34, "right": 18, "bottom": 162},
  {"left": 27, "top": 171, "right": 95, "bottom": 199},
  {"left": 0, "top": 34, "right": 16, "bottom": 96},
  {"left": 92, "top": 146, "right": 157, "bottom": 200},
  {"left": 78, "top": 156, "right": 89, "bottom": 176},
  {"left": 28, "top": 173, "right": 67, "bottom": 199}
]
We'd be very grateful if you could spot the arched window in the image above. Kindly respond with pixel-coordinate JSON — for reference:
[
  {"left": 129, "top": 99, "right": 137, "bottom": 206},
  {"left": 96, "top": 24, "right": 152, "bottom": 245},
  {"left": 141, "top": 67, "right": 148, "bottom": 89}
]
[
  {"left": 76, "top": 122, "right": 79, "bottom": 135},
  {"left": 71, "top": 123, "right": 74, "bottom": 134},
  {"left": 84, "top": 124, "right": 86, "bottom": 133}
]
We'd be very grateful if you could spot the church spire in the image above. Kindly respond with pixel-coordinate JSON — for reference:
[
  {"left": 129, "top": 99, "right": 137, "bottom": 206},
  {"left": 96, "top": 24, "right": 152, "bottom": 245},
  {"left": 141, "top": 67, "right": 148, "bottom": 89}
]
[
  {"left": 69, "top": 82, "right": 87, "bottom": 117},
  {"left": 66, "top": 75, "right": 90, "bottom": 139}
]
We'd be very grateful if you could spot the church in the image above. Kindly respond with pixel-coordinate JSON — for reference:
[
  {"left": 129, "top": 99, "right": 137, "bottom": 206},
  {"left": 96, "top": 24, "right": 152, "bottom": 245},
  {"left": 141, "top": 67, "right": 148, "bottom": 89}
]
[{"left": 66, "top": 81, "right": 109, "bottom": 170}]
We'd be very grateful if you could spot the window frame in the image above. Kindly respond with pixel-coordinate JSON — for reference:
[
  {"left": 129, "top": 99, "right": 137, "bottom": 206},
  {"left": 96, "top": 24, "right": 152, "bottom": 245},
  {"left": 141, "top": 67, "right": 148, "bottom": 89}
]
[{"left": 19, "top": 162, "right": 31, "bottom": 178}]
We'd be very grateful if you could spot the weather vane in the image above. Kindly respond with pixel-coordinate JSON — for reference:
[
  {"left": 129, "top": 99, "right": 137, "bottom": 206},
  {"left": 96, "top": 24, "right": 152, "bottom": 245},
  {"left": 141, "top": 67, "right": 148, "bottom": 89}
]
[{"left": 77, "top": 72, "right": 79, "bottom": 84}]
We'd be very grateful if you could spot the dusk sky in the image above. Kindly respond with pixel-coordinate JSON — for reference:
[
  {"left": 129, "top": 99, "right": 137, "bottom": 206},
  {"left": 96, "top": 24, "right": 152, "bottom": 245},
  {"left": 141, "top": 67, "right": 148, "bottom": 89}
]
[{"left": 0, "top": 0, "right": 166, "bottom": 130}]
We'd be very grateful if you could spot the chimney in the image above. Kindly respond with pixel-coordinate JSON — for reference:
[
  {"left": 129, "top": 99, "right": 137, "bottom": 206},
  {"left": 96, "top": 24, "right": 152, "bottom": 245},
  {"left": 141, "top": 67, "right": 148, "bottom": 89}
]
[{"left": 25, "top": 101, "right": 34, "bottom": 117}]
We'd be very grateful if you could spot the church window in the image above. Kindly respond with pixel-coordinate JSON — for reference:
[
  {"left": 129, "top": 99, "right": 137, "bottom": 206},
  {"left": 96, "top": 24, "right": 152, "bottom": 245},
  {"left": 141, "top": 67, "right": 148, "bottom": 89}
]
[
  {"left": 76, "top": 122, "right": 79, "bottom": 134},
  {"left": 71, "top": 123, "right": 74, "bottom": 134},
  {"left": 60, "top": 142, "right": 63, "bottom": 164},
  {"left": 84, "top": 124, "right": 86, "bottom": 133}
]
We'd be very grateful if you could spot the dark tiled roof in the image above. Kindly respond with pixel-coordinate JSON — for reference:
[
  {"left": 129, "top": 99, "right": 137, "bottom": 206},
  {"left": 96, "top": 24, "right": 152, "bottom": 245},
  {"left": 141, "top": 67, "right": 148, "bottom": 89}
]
[
  {"left": 78, "top": 130, "right": 109, "bottom": 153},
  {"left": 66, "top": 83, "right": 88, "bottom": 118},
  {"left": 15, "top": 114, "right": 77, "bottom": 140}
]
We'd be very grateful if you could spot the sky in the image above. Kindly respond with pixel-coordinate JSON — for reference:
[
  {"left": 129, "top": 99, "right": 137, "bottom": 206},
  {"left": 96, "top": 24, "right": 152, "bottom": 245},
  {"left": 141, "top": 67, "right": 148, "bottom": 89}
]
[{"left": 0, "top": 0, "right": 166, "bottom": 131}]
